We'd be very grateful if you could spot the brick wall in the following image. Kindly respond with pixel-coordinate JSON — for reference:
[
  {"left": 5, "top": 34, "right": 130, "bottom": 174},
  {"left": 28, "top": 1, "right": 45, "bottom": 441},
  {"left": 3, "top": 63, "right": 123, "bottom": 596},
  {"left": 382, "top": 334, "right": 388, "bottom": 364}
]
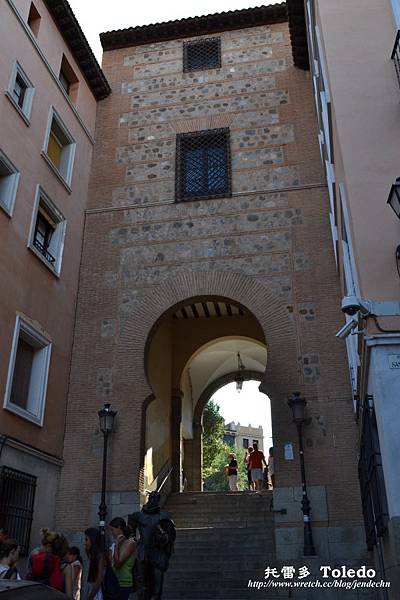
[{"left": 56, "top": 22, "right": 362, "bottom": 535}]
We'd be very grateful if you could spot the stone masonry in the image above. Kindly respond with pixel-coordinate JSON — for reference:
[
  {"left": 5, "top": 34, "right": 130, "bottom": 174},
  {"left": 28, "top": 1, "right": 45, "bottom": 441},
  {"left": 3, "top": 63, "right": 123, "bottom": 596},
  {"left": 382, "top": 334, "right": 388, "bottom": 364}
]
[{"left": 56, "top": 20, "right": 372, "bottom": 579}]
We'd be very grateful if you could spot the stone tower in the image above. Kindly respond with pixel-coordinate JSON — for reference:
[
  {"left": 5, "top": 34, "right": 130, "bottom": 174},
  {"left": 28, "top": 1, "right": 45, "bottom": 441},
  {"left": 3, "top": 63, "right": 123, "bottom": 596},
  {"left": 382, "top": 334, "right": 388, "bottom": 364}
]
[{"left": 57, "top": 5, "right": 369, "bottom": 565}]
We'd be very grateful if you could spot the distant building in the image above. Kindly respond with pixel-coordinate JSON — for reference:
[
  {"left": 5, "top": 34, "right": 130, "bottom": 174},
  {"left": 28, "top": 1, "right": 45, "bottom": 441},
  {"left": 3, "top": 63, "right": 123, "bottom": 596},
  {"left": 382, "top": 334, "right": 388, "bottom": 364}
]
[{"left": 224, "top": 422, "right": 264, "bottom": 451}]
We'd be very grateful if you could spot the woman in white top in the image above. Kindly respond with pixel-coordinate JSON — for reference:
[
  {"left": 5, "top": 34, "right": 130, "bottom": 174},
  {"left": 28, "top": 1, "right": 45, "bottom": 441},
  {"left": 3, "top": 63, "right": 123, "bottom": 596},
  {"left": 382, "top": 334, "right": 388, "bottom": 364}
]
[
  {"left": 0, "top": 538, "right": 21, "bottom": 580},
  {"left": 63, "top": 546, "right": 83, "bottom": 600}
]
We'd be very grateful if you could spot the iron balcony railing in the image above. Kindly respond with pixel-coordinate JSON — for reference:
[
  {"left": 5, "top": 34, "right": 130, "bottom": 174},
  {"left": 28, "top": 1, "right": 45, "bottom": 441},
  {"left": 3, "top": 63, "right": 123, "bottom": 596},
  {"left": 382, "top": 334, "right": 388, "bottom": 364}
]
[
  {"left": 391, "top": 30, "right": 400, "bottom": 89},
  {"left": 33, "top": 238, "right": 56, "bottom": 264}
]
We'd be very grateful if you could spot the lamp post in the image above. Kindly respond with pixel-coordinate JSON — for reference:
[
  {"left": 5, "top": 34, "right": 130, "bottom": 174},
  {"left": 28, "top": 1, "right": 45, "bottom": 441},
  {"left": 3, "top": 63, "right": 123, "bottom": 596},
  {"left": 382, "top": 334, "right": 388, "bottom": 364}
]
[
  {"left": 288, "top": 392, "right": 316, "bottom": 556},
  {"left": 97, "top": 402, "right": 117, "bottom": 551}
]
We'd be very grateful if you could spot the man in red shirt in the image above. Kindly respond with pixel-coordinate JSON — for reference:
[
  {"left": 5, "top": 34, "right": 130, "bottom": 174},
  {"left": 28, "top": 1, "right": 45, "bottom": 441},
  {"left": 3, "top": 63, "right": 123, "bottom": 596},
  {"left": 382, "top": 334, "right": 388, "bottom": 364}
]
[{"left": 248, "top": 442, "right": 267, "bottom": 491}]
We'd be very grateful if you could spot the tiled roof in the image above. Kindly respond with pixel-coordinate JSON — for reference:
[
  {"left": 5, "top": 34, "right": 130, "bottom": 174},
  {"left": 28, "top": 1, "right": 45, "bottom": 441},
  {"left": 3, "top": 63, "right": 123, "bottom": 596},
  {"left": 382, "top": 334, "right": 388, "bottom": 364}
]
[
  {"left": 100, "top": 3, "right": 308, "bottom": 70},
  {"left": 43, "top": 0, "right": 111, "bottom": 99}
]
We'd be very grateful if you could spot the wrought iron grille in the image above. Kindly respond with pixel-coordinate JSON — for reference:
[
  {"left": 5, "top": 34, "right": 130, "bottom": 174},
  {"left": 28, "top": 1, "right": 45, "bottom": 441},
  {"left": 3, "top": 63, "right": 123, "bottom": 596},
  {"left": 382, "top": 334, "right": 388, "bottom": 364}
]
[
  {"left": 183, "top": 37, "right": 221, "bottom": 72},
  {"left": 0, "top": 466, "right": 36, "bottom": 555},
  {"left": 175, "top": 128, "right": 231, "bottom": 202},
  {"left": 391, "top": 30, "right": 400, "bottom": 89},
  {"left": 358, "top": 395, "right": 389, "bottom": 550}
]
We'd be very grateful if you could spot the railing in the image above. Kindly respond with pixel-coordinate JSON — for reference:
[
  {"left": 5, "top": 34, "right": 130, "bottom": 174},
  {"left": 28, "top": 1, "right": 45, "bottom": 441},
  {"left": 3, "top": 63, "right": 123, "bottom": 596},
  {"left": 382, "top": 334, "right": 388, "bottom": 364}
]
[
  {"left": 143, "top": 461, "right": 173, "bottom": 507},
  {"left": 33, "top": 238, "right": 56, "bottom": 264},
  {"left": 0, "top": 466, "right": 37, "bottom": 556},
  {"left": 391, "top": 30, "right": 400, "bottom": 89},
  {"left": 358, "top": 395, "right": 389, "bottom": 550}
]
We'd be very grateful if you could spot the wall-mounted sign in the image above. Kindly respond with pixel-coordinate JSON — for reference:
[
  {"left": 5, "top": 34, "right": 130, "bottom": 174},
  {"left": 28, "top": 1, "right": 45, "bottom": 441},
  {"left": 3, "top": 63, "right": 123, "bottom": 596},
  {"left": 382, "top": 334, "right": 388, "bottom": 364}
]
[
  {"left": 388, "top": 355, "right": 400, "bottom": 369},
  {"left": 284, "top": 442, "right": 294, "bottom": 460}
]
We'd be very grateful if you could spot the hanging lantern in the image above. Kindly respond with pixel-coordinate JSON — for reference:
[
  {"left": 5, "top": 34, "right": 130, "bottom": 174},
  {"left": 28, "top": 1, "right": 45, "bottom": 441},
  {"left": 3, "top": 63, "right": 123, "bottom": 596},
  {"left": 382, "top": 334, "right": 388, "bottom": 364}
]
[{"left": 234, "top": 352, "right": 245, "bottom": 393}]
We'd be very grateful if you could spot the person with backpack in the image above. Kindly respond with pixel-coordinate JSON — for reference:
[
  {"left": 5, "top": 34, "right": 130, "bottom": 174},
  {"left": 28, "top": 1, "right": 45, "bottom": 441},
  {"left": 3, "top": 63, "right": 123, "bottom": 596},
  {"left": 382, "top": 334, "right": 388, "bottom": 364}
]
[
  {"left": 0, "top": 538, "right": 21, "bottom": 580},
  {"left": 108, "top": 517, "right": 136, "bottom": 600},
  {"left": 84, "top": 527, "right": 121, "bottom": 600},
  {"left": 26, "top": 528, "right": 67, "bottom": 591}
]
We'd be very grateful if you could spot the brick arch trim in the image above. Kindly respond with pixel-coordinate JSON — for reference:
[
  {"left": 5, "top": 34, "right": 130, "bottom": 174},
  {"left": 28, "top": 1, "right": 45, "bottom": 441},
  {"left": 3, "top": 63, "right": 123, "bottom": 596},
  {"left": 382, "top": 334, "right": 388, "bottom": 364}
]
[{"left": 118, "top": 269, "right": 296, "bottom": 391}]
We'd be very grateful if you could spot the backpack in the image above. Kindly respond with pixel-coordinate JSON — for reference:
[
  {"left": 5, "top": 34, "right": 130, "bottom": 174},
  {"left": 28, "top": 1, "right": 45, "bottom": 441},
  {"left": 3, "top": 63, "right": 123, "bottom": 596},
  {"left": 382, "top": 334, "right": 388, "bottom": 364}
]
[{"left": 102, "top": 563, "right": 121, "bottom": 600}]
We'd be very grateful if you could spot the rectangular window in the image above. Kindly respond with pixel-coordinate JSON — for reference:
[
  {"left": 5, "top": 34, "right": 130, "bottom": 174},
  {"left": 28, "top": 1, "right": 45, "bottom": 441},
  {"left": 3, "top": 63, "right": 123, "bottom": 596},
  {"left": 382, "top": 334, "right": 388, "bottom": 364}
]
[
  {"left": 27, "top": 2, "right": 41, "bottom": 37},
  {"left": 242, "top": 438, "right": 249, "bottom": 449},
  {"left": 6, "top": 63, "right": 35, "bottom": 123},
  {"left": 176, "top": 128, "right": 231, "bottom": 201},
  {"left": 28, "top": 187, "right": 66, "bottom": 275},
  {"left": 4, "top": 316, "right": 52, "bottom": 426},
  {"left": 59, "top": 55, "right": 79, "bottom": 104},
  {"left": 0, "top": 149, "right": 20, "bottom": 216},
  {"left": 43, "top": 109, "right": 76, "bottom": 186},
  {"left": 183, "top": 38, "right": 221, "bottom": 72},
  {"left": 0, "top": 466, "right": 36, "bottom": 556}
]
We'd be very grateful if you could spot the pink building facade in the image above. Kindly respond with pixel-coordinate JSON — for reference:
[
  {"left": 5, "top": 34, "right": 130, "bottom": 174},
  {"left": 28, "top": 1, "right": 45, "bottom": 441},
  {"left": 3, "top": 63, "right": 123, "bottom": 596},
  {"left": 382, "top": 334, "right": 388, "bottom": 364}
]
[
  {"left": 305, "top": 0, "right": 400, "bottom": 593},
  {"left": 0, "top": 0, "right": 109, "bottom": 553}
]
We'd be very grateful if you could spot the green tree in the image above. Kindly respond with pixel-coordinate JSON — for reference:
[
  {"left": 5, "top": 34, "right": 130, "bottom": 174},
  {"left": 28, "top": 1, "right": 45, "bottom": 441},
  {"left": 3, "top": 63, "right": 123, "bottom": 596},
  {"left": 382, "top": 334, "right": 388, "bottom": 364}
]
[
  {"left": 202, "top": 400, "right": 225, "bottom": 472},
  {"left": 202, "top": 400, "right": 250, "bottom": 491}
]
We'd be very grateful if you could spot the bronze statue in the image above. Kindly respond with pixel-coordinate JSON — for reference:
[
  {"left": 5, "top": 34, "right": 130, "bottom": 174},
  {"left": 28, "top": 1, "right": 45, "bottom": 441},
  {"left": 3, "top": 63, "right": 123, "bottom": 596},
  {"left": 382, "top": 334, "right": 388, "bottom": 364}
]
[{"left": 129, "top": 491, "right": 176, "bottom": 600}]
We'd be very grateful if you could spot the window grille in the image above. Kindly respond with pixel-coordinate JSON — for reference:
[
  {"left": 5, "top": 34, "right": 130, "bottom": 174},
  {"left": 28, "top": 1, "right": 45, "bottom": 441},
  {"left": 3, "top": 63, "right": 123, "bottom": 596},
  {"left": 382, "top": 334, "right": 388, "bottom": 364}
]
[
  {"left": 33, "top": 212, "right": 56, "bottom": 264},
  {"left": 0, "top": 466, "right": 36, "bottom": 555},
  {"left": 176, "top": 128, "right": 231, "bottom": 202},
  {"left": 183, "top": 38, "right": 221, "bottom": 72},
  {"left": 358, "top": 395, "right": 389, "bottom": 550}
]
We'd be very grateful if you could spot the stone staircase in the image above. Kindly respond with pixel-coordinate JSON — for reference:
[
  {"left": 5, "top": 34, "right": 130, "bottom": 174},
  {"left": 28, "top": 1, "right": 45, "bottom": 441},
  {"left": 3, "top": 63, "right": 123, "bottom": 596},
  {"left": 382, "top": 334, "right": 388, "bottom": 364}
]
[{"left": 162, "top": 491, "right": 289, "bottom": 600}]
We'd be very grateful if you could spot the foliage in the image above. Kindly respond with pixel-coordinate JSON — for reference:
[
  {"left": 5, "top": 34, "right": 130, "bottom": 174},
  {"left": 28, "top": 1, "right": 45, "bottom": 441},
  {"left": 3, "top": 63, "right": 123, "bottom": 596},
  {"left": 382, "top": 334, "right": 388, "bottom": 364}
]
[{"left": 202, "top": 400, "right": 251, "bottom": 491}]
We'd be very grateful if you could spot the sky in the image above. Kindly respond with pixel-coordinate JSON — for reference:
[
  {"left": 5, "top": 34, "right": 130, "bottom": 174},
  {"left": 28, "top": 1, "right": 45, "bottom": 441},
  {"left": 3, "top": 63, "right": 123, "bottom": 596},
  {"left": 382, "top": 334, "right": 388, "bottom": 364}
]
[
  {"left": 210, "top": 380, "right": 273, "bottom": 449},
  {"left": 67, "top": 1, "right": 279, "bottom": 62}
]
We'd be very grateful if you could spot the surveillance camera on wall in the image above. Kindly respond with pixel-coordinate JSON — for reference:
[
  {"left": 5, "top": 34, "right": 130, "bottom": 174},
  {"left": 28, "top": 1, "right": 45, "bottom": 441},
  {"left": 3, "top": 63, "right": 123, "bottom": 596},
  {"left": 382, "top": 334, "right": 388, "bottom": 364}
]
[
  {"left": 335, "top": 319, "right": 358, "bottom": 339},
  {"left": 341, "top": 295, "right": 371, "bottom": 317}
]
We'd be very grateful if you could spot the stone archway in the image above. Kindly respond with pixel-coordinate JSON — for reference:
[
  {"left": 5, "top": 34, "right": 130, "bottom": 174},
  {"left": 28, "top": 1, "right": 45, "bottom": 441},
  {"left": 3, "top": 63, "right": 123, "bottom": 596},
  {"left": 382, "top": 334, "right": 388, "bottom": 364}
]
[{"left": 115, "top": 270, "right": 301, "bottom": 495}]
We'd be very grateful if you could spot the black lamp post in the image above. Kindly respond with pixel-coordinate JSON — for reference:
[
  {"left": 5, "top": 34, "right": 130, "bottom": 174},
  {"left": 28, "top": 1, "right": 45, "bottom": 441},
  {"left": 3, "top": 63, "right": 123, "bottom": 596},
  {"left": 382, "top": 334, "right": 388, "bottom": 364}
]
[
  {"left": 288, "top": 392, "right": 316, "bottom": 556},
  {"left": 97, "top": 402, "right": 117, "bottom": 550}
]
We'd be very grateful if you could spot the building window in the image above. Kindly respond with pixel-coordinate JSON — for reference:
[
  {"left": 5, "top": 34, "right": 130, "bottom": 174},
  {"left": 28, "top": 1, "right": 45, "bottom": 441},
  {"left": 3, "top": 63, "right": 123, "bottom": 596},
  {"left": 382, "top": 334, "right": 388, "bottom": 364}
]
[
  {"left": 28, "top": 187, "right": 66, "bottom": 275},
  {"left": 176, "top": 128, "right": 231, "bottom": 202},
  {"left": 4, "top": 316, "right": 52, "bottom": 427},
  {"left": 0, "top": 466, "right": 36, "bottom": 556},
  {"left": 0, "top": 149, "right": 20, "bottom": 216},
  {"left": 43, "top": 109, "right": 76, "bottom": 186},
  {"left": 27, "top": 2, "right": 41, "bottom": 37},
  {"left": 59, "top": 55, "right": 79, "bottom": 104},
  {"left": 183, "top": 38, "right": 221, "bottom": 72},
  {"left": 242, "top": 438, "right": 249, "bottom": 449},
  {"left": 6, "top": 63, "right": 35, "bottom": 123}
]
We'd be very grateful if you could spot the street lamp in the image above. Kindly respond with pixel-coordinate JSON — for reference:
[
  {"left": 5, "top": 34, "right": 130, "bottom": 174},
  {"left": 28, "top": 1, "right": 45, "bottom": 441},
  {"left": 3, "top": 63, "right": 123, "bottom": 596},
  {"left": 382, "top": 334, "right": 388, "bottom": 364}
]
[
  {"left": 386, "top": 177, "right": 400, "bottom": 279},
  {"left": 387, "top": 176, "right": 400, "bottom": 219},
  {"left": 287, "top": 392, "right": 316, "bottom": 556},
  {"left": 234, "top": 352, "right": 245, "bottom": 393},
  {"left": 97, "top": 402, "right": 117, "bottom": 550}
]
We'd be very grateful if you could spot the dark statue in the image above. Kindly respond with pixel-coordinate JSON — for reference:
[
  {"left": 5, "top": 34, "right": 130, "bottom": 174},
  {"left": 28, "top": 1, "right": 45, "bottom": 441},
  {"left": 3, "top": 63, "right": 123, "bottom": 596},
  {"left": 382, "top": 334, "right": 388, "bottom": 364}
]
[{"left": 129, "top": 491, "right": 176, "bottom": 600}]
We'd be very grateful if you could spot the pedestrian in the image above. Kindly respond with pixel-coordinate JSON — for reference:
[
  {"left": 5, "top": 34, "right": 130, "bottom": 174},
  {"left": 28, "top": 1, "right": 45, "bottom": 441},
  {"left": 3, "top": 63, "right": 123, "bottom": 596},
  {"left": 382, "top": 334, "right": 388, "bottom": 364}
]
[
  {"left": 0, "top": 538, "right": 21, "bottom": 580},
  {"left": 268, "top": 447, "right": 275, "bottom": 489},
  {"left": 26, "top": 528, "right": 67, "bottom": 590},
  {"left": 248, "top": 442, "right": 267, "bottom": 491},
  {"left": 226, "top": 452, "right": 238, "bottom": 491},
  {"left": 84, "top": 528, "right": 105, "bottom": 600},
  {"left": 62, "top": 546, "right": 83, "bottom": 600},
  {"left": 108, "top": 517, "right": 136, "bottom": 600},
  {"left": 244, "top": 447, "right": 254, "bottom": 491}
]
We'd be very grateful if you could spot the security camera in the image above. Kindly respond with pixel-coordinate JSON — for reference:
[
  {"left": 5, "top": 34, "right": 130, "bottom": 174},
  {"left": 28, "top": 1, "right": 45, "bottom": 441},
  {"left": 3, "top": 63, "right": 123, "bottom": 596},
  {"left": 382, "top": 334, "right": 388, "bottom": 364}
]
[
  {"left": 341, "top": 295, "right": 371, "bottom": 317},
  {"left": 335, "top": 319, "right": 358, "bottom": 339}
]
